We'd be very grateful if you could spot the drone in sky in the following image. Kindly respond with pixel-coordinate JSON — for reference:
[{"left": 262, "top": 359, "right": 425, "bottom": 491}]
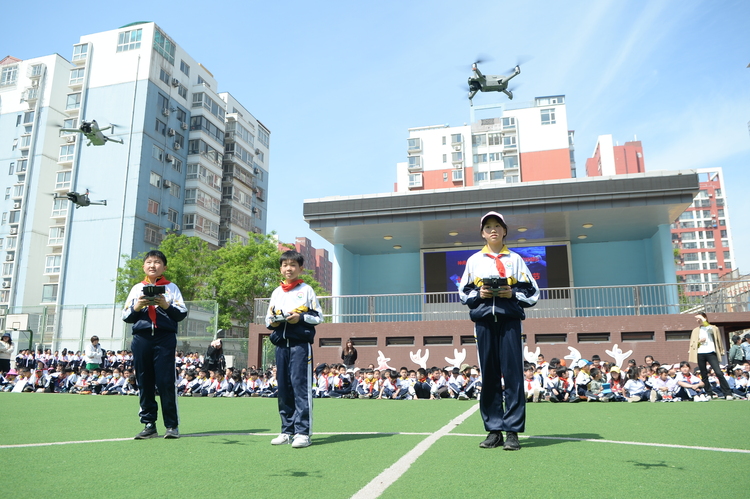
[
  {"left": 54, "top": 190, "right": 107, "bottom": 209},
  {"left": 467, "top": 60, "right": 522, "bottom": 104},
  {"left": 59, "top": 119, "right": 124, "bottom": 146}
]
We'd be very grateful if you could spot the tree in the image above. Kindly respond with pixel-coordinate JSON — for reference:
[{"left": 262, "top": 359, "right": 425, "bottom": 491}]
[{"left": 115, "top": 233, "right": 216, "bottom": 303}]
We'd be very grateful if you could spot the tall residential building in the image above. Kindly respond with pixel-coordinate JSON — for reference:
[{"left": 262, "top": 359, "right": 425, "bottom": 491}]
[
  {"left": 585, "top": 134, "right": 644, "bottom": 177},
  {"left": 278, "top": 237, "right": 332, "bottom": 295},
  {"left": 395, "top": 95, "right": 574, "bottom": 192},
  {"left": 0, "top": 22, "right": 270, "bottom": 334},
  {"left": 671, "top": 168, "right": 736, "bottom": 293}
]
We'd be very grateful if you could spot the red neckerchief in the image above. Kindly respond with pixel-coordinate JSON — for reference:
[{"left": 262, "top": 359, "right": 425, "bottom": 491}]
[
  {"left": 281, "top": 279, "right": 303, "bottom": 292},
  {"left": 482, "top": 245, "right": 510, "bottom": 278},
  {"left": 141, "top": 276, "right": 171, "bottom": 327}
]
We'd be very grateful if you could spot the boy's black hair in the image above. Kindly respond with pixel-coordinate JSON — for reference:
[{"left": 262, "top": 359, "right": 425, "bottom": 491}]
[
  {"left": 589, "top": 367, "right": 600, "bottom": 377},
  {"left": 679, "top": 361, "right": 691, "bottom": 368},
  {"left": 417, "top": 368, "right": 427, "bottom": 377},
  {"left": 697, "top": 311, "right": 707, "bottom": 319},
  {"left": 591, "top": 354, "right": 600, "bottom": 361},
  {"left": 523, "top": 364, "right": 534, "bottom": 372},
  {"left": 144, "top": 250, "right": 167, "bottom": 266},
  {"left": 280, "top": 250, "right": 304, "bottom": 267},
  {"left": 555, "top": 367, "right": 567, "bottom": 377}
]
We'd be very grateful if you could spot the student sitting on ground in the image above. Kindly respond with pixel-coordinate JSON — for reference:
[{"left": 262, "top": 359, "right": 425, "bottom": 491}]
[
  {"left": 585, "top": 368, "right": 611, "bottom": 402},
  {"left": 674, "top": 361, "right": 708, "bottom": 401},
  {"left": 649, "top": 367, "right": 677, "bottom": 402},
  {"left": 624, "top": 367, "right": 651, "bottom": 402},
  {"left": 523, "top": 364, "right": 543, "bottom": 402}
]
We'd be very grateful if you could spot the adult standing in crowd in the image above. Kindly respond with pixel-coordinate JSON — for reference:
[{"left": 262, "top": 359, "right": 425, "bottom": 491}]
[
  {"left": 689, "top": 312, "right": 733, "bottom": 400},
  {"left": 0, "top": 332, "right": 14, "bottom": 373},
  {"left": 205, "top": 339, "right": 226, "bottom": 374},
  {"left": 341, "top": 339, "right": 358, "bottom": 369},
  {"left": 84, "top": 336, "right": 103, "bottom": 370}
]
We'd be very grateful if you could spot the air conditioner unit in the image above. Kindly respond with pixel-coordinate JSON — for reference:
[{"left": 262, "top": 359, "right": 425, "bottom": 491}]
[
  {"left": 13, "top": 202, "right": 21, "bottom": 209},
  {"left": 253, "top": 168, "right": 260, "bottom": 175},
  {"left": 708, "top": 194, "right": 713, "bottom": 198},
  {"left": 163, "top": 180, "right": 172, "bottom": 188},
  {"left": 5, "top": 255, "right": 13, "bottom": 262},
  {"left": 255, "top": 148, "right": 261, "bottom": 155},
  {"left": 171, "top": 223, "right": 180, "bottom": 231},
  {"left": 9, "top": 228, "right": 17, "bottom": 235},
  {"left": 180, "top": 122, "right": 188, "bottom": 130},
  {"left": 168, "top": 128, "right": 176, "bottom": 137},
  {"left": 165, "top": 154, "right": 174, "bottom": 163},
  {"left": 174, "top": 142, "right": 181, "bottom": 150},
  {"left": 66, "top": 135, "right": 77, "bottom": 143},
  {"left": 171, "top": 78, "right": 180, "bottom": 87},
  {"left": 162, "top": 108, "right": 170, "bottom": 117},
  {"left": 1, "top": 282, "right": 9, "bottom": 289},
  {"left": 454, "top": 146, "right": 461, "bottom": 151}
]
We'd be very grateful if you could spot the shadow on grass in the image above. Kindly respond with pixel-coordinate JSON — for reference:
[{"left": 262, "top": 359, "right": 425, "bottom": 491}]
[
  {"left": 627, "top": 460, "right": 683, "bottom": 470},
  {"left": 313, "top": 432, "right": 396, "bottom": 445},
  {"left": 267, "top": 468, "right": 324, "bottom": 479},
  {"left": 522, "top": 433, "right": 603, "bottom": 448}
]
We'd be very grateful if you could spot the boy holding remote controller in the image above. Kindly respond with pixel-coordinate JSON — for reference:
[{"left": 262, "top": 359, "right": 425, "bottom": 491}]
[
  {"left": 458, "top": 212, "right": 539, "bottom": 451},
  {"left": 123, "top": 250, "right": 187, "bottom": 440}
]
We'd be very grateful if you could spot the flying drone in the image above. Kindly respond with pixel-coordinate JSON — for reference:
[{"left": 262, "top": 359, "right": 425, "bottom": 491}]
[
  {"left": 467, "top": 60, "right": 522, "bottom": 104},
  {"left": 59, "top": 119, "right": 124, "bottom": 146},
  {"left": 54, "top": 190, "right": 107, "bottom": 209}
]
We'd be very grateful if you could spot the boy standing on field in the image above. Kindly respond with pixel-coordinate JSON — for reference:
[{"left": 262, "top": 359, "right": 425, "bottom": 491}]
[
  {"left": 266, "top": 250, "right": 323, "bottom": 448},
  {"left": 123, "top": 250, "right": 187, "bottom": 439},
  {"left": 458, "top": 211, "right": 539, "bottom": 451}
]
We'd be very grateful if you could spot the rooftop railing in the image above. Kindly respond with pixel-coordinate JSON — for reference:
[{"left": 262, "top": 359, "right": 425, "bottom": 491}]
[{"left": 254, "top": 281, "right": 750, "bottom": 324}]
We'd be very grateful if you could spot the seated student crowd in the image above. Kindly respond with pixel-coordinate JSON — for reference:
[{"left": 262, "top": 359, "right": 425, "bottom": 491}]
[
  {"left": 310, "top": 363, "right": 483, "bottom": 400},
  {"left": 526, "top": 355, "right": 749, "bottom": 403},
  {"left": 4, "top": 352, "right": 748, "bottom": 403}
]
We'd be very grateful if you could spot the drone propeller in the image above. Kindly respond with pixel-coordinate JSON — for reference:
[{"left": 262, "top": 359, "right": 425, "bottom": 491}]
[{"left": 504, "top": 55, "right": 533, "bottom": 74}]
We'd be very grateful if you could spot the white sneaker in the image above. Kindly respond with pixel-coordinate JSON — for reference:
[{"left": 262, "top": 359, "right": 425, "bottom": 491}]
[
  {"left": 693, "top": 395, "right": 704, "bottom": 402},
  {"left": 291, "top": 434, "right": 311, "bottom": 448},
  {"left": 271, "top": 433, "right": 292, "bottom": 445},
  {"left": 725, "top": 395, "right": 734, "bottom": 400}
]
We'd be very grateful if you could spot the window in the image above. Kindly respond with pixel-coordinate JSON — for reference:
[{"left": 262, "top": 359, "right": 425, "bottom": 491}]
[
  {"left": 147, "top": 199, "right": 159, "bottom": 215},
  {"left": 474, "top": 171, "right": 488, "bottom": 182},
  {"left": 501, "top": 116, "right": 516, "bottom": 128},
  {"left": 407, "top": 138, "right": 421, "bottom": 151},
  {"left": 192, "top": 93, "right": 226, "bottom": 121},
  {"left": 540, "top": 108, "right": 556, "bottom": 125},
  {"left": 488, "top": 133, "right": 501, "bottom": 146},
  {"left": 451, "top": 133, "right": 462, "bottom": 144},
  {"left": 159, "top": 68, "right": 171, "bottom": 84},
  {"left": 48, "top": 227, "right": 64, "bottom": 245},
  {"left": 44, "top": 255, "right": 62, "bottom": 274},
  {"left": 152, "top": 145, "right": 164, "bottom": 162},
  {"left": 61, "top": 118, "right": 78, "bottom": 134},
  {"left": 472, "top": 134, "right": 486, "bottom": 147},
  {"left": 117, "top": 28, "right": 142, "bottom": 52},
  {"left": 9, "top": 211, "right": 20, "bottom": 224},
  {"left": 175, "top": 108, "right": 187, "bottom": 125},
  {"left": 157, "top": 93, "right": 169, "bottom": 114},
  {"left": 180, "top": 60, "right": 190, "bottom": 76},
  {"left": 69, "top": 68, "right": 85, "bottom": 85},
  {"left": 177, "top": 83, "right": 188, "bottom": 100},
  {"left": 5, "top": 237, "right": 15, "bottom": 250},
  {"left": 3, "top": 188, "right": 8, "bottom": 200},
  {"left": 489, "top": 152, "right": 502, "bottom": 162},
  {"left": 490, "top": 171, "right": 504, "bottom": 180},
  {"left": 153, "top": 29, "right": 175, "bottom": 64},
  {"left": 150, "top": 172, "right": 162, "bottom": 187},
  {"left": 55, "top": 170, "right": 72, "bottom": 190},
  {"left": 473, "top": 154, "right": 487, "bottom": 164},
  {"left": 145, "top": 224, "right": 163, "bottom": 245},
  {"left": 167, "top": 209, "right": 179, "bottom": 225},
  {"left": 0, "top": 65, "right": 18, "bottom": 87},
  {"left": 51, "top": 198, "right": 67, "bottom": 218},
  {"left": 503, "top": 135, "right": 517, "bottom": 148},
  {"left": 155, "top": 119, "right": 167, "bottom": 136},
  {"left": 258, "top": 127, "right": 270, "bottom": 148},
  {"left": 407, "top": 156, "right": 421, "bottom": 169},
  {"left": 2, "top": 263, "right": 13, "bottom": 277},
  {"left": 683, "top": 253, "right": 699, "bottom": 262},
  {"left": 169, "top": 182, "right": 180, "bottom": 198},
  {"left": 452, "top": 151, "right": 463, "bottom": 162},
  {"left": 59, "top": 145, "right": 75, "bottom": 162},
  {"left": 72, "top": 44, "right": 88, "bottom": 61},
  {"left": 503, "top": 155, "right": 518, "bottom": 169},
  {"left": 172, "top": 158, "right": 183, "bottom": 173},
  {"left": 408, "top": 173, "right": 422, "bottom": 188},
  {"left": 42, "top": 284, "right": 58, "bottom": 303},
  {"left": 66, "top": 93, "right": 81, "bottom": 110},
  {"left": 452, "top": 169, "right": 463, "bottom": 182}
]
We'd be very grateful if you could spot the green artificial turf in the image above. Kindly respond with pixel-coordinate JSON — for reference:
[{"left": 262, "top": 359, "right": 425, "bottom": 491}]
[{"left": 1, "top": 394, "right": 746, "bottom": 498}]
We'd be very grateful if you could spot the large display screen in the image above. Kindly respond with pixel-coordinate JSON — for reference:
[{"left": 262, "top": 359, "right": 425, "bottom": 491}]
[{"left": 423, "top": 245, "right": 570, "bottom": 293}]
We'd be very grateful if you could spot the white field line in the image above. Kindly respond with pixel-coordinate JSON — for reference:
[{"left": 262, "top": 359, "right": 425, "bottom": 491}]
[{"left": 351, "top": 404, "right": 480, "bottom": 499}]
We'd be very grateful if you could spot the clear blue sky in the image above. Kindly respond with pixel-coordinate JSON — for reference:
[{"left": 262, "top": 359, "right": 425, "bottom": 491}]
[{"left": 3, "top": 0, "right": 749, "bottom": 273}]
